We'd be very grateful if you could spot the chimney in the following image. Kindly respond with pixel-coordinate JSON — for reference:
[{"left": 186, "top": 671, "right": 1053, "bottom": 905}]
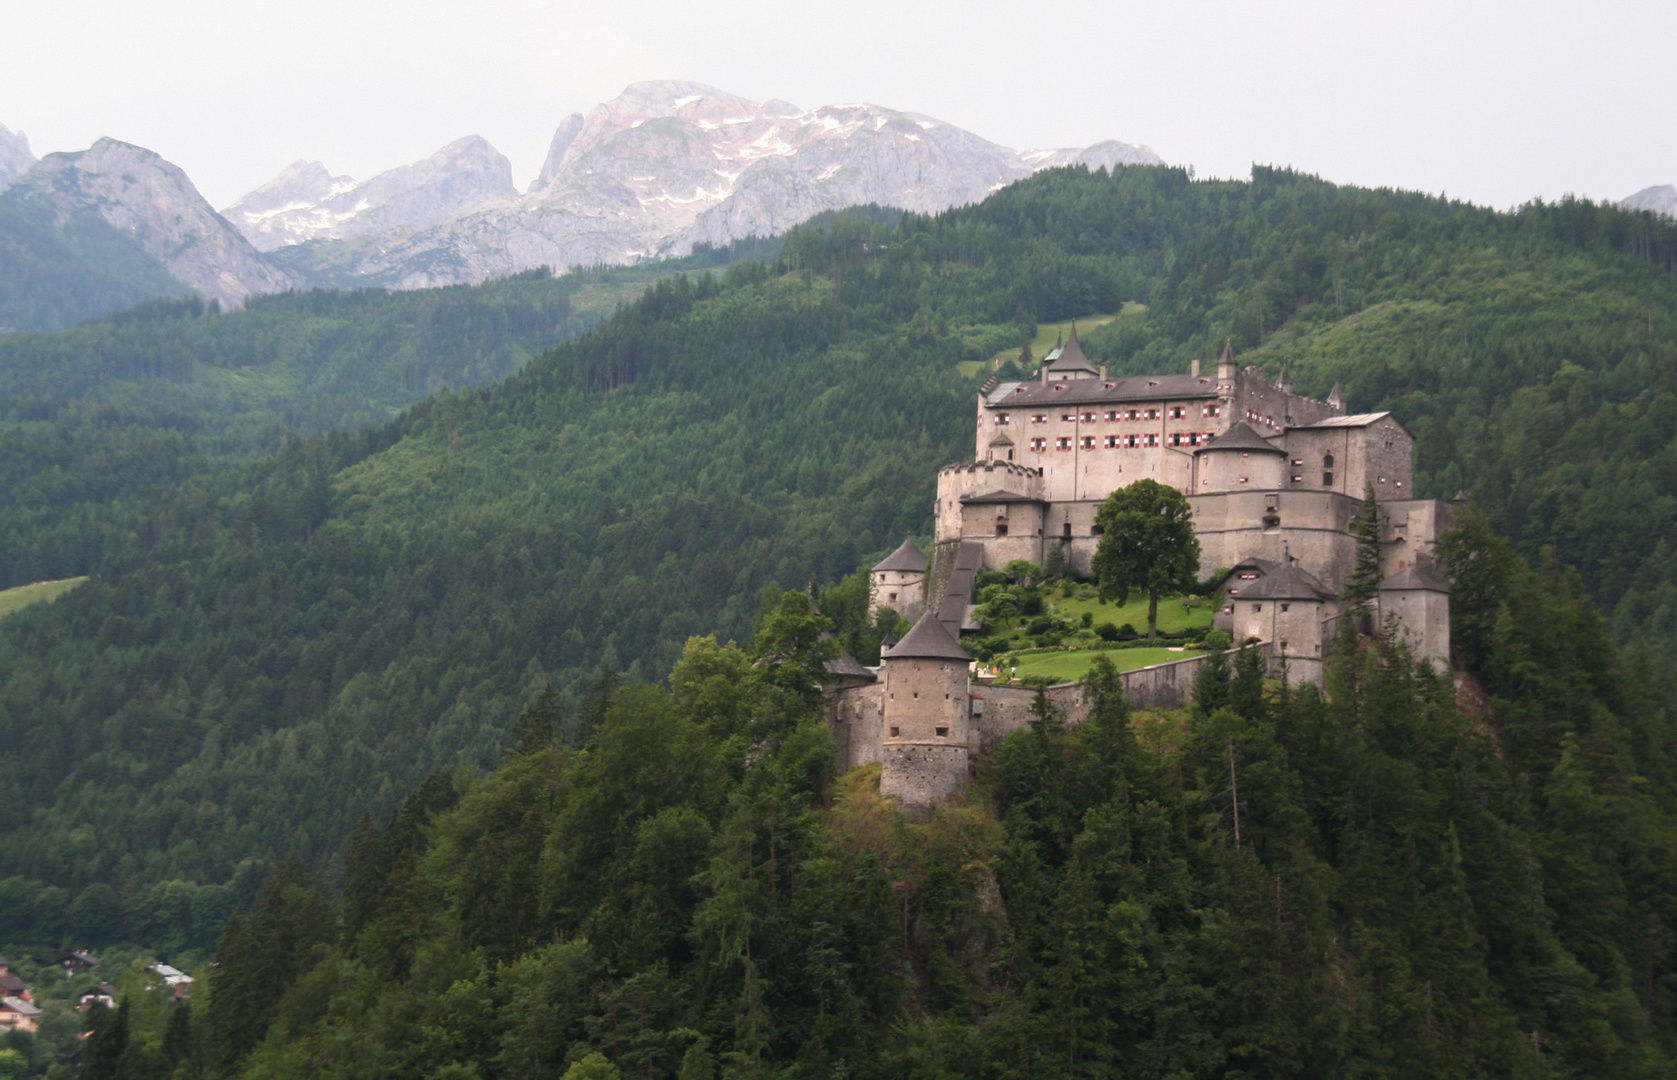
[
  {"left": 1099, "top": 364, "right": 1108, "bottom": 379},
  {"left": 1190, "top": 357, "right": 1200, "bottom": 377}
]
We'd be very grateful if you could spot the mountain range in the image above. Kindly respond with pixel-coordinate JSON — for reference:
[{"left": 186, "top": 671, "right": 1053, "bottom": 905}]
[
  {"left": 1623, "top": 183, "right": 1677, "bottom": 218},
  {"left": 0, "top": 81, "right": 1159, "bottom": 329}
]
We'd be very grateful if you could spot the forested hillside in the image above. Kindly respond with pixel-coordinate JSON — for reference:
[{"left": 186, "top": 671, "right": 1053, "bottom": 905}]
[
  {"left": 58, "top": 518, "right": 1677, "bottom": 1078},
  {"left": 2, "top": 164, "right": 1676, "bottom": 969}
]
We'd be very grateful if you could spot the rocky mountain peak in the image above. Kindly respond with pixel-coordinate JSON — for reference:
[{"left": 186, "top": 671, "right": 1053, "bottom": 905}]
[
  {"left": 1622, "top": 184, "right": 1677, "bottom": 218},
  {"left": 0, "top": 122, "right": 36, "bottom": 188},
  {"left": 224, "top": 135, "right": 516, "bottom": 252},
  {"left": 22, "top": 137, "right": 296, "bottom": 307}
]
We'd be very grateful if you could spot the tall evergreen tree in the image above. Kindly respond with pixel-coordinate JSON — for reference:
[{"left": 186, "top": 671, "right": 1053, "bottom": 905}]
[{"left": 1342, "top": 483, "right": 1384, "bottom": 609}]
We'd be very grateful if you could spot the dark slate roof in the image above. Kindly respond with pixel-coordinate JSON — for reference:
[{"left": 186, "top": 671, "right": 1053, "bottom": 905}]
[
  {"left": 1380, "top": 565, "right": 1450, "bottom": 593},
  {"left": 935, "top": 542, "right": 985, "bottom": 636},
  {"left": 883, "top": 610, "right": 972, "bottom": 661},
  {"left": 1196, "top": 421, "right": 1285, "bottom": 454},
  {"left": 872, "top": 538, "right": 928, "bottom": 573},
  {"left": 988, "top": 371, "right": 1218, "bottom": 408},
  {"left": 824, "top": 650, "right": 878, "bottom": 682},
  {"left": 1041, "top": 324, "right": 1098, "bottom": 374},
  {"left": 959, "top": 489, "right": 1044, "bottom": 505},
  {"left": 1236, "top": 562, "right": 1332, "bottom": 601}
]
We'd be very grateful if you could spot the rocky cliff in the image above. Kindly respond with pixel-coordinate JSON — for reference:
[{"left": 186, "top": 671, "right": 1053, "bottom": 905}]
[{"left": 19, "top": 139, "right": 296, "bottom": 308}]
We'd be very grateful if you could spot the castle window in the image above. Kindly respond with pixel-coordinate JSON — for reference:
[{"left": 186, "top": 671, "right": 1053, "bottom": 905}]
[
  {"left": 1239, "top": 573, "right": 1258, "bottom": 580},
  {"left": 1054, "top": 384, "right": 1065, "bottom": 391},
  {"left": 936, "top": 727, "right": 948, "bottom": 737},
  {"left": 1145, "top": 433, "right": 1159, "bottom": 447},
  {"left": 889, "top": 592, "right": 898, "bottom": 600},
  {"left": 1063, "top": 522, "right": 1073, "bottom": 539},
  {"left": 1378, "top": 476, "right": 1387, "bottom": 484},
  {"left": 913, "top": 692, "right": 918, "bottom": 699},
  {"left": 1081, "top": 411, "right": 1096, "bottom": 423},
  {"left": 1062, "top": 413, "right": 1077, "bottom": 422},
  {"left": 1030, "top": 437, "right": 1047, "bottom": 451},
  {"left": 1238, "top": 476, "right": 1249, "bottom": 483},
  {"left": 1091, "top": 524, "right": 1104, "bottom": 536},
  {"left": 890, "top": 726, "right": 899, "bottom": 737},
  {"left": 1254, "top": 604, "right": 1263, "bottom": 613},
  {"left": 994, "top": 413, "right": 1010, "bottom": 425},
  {"left": 1323, "top": 453, "right": 1335, "bottom": 468},
  {"left": 1224, "top": 603, "right": 1233, "bottom": 614},
  {"left": 1105, "top": 410, "right": 1119, "bottom": 421},
  {"left": 1056, "top": 437, "right": 1072, "bottom": 450},
  {"left": 1281, "top": 604, "right": 1290, "bottom": 613},
  {"left": 1203, "top": 403, "right": 1222, "bottom": 417},
  {"left": 1323, "top": 471, "right": 1335, "bottom": 486},
  {"left": 1292, "top": 458, "right": 1303, "bottom": 467},
  {"left": 1105, "top": 435, "right": 1119, "bottom": 448},
  {"left": 995, "top": 521, "right": 1008, "bottom": 536},
  {"left": 1080, "top": 436, "right": 1096, "bottom": 450},
  {"left": 1395, "top": 479, "right": 1403, "bottom": 488},
  {"left": 1032, "top": 414, "right": 1047, "bottom": 423},
  {"left": 1128, "top": 409, "right": 1140, "bottom": 420},
  {"left": 1169, "top": 405, "right": 1186, "bottom": 419},
  {"left": 1292, "top": 474, "right": 1303, "bottom": 482},
  {"left": 1148, "top": 408, "right": 1160, "bottom": 420}
]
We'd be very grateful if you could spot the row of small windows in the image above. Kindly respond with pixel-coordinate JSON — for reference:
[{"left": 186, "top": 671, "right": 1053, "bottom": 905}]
[
  {"left": 996, "top": 404, "right": 1222, "bottom": 426},
  {"left": 1027, "top": 432, "right": 1217, "bottom": 451}
]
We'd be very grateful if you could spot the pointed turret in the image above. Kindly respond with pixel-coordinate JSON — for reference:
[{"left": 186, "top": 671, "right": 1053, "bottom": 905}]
[
  {"left": 1327, "top": 381, "right": 1345, "bottom": 411},
  {"left": 1040, "top": 322, "right": 1098, "bottom": 379},
  {"left": 1217, "top": 340, "right": 1237, "bottom": 382},
  {"left": 1277, "top": 364, "right": 1292, "bottom": 392}
]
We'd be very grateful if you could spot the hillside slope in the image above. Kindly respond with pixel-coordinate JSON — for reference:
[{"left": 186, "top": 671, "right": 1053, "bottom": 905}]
[{"left": 2, "top": 165, "right": 1676, "bottom": 960}]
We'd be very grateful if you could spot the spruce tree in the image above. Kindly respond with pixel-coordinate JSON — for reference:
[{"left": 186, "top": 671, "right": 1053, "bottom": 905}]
[
  {"left": 572, "top": 664, "right": 620, "bottom": 748},
  {"left": 507, "top": 682, "right": 562, "bottom": 758},
  {"left": 82, "top": 998, "right": 128, "bottom": 1080},
  {"left": 1342, "top": 483, "right": 1384, "bottom": 608}
]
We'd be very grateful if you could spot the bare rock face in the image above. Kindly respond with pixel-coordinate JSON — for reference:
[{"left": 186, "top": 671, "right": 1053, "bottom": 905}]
[
  {"left": 21, "top": 138, "right": 297, "bottom": 307},
  {"left": 1622, "top": 184, "right": 1677, "bottom": 218},
  {"left": 224, "top": 136, "right": 517, "bottom": 252},
  {"left": 273, "top": 81, "right": 1163, "bottom": 288},
  {"left": 0, "top": 123, "right": 35, "bottom": 188}
]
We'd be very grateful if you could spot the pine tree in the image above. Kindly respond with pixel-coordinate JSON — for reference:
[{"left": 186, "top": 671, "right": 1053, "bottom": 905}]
[
  {"left": 1231, "top": 644, "right": 1268, "bottom": 722},
  {"left": 82, "top": 998, "right": 128, "bottom": 1080}
]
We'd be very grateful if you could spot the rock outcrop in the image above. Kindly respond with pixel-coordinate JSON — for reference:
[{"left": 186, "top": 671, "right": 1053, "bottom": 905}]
[{"left": 0, "top": 123, "right": 35, "bottom": 188}]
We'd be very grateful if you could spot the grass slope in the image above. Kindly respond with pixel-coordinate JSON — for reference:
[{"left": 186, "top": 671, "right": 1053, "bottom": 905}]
[{"left": 0, "top": 576, "right": 86, "bottom": 619}]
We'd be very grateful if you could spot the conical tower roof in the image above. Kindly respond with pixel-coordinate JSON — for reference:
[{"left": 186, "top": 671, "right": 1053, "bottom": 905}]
[
  {"left": 1197, "top": 421, "right": 1285, "bottom": 454},
  {"left": 873, "top": 538, "right": 928, "bottom": 573},
  {"left": 1237, "top": 561, "right": 1332, "bottom": 601},
  {"left": 1380, "top": 565, "right": 1450, "bottom": 593},
  {"left": 882, "top": 610, "right": 971, "bottom": 661},
  {"left": 1042, "top": 322, "right": 1098, "bottom": 374}
]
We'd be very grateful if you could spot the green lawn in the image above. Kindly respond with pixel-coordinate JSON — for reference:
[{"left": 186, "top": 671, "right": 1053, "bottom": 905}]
[
  {"left": 0, "top": 576, "right": 87, "bottom": 619},
  {"left": 998, "top": 646, "right": 1204, "bottom": 683},
  {"left": 983, "top": 588, "right": 1215, "bottom": 649}
]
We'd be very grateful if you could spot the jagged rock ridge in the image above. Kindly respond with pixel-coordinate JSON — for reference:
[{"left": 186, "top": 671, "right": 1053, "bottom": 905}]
[
  {"left": 240, "top": 81, "right": 1162, "bottom": 288},
  {"left": 223, "top": 136, "right": 518, "bottom": 252}
]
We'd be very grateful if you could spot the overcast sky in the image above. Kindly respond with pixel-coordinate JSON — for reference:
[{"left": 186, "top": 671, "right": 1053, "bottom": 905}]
[{"left": 3, "top": 0, "right": 1672, "bottom": 210}]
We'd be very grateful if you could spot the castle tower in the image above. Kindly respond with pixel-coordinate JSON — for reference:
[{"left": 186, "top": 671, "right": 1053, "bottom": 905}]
[
  {"left": 1379, "top": 565, "right": 1451, "bottom": 670},
  {"left": 1193, "top": 421, "right": 1287, "bottom": 493},
  {"left": 870, "top": 538, "right": 928, "bottom": 621},
  {"left": 879, "top": 611, "right": 972, "bottom": 811},
  {"left": 1228, "top": 560, "right": 1333, "bottom": 684}
]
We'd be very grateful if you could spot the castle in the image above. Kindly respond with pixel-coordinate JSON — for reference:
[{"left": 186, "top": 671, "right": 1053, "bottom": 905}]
[{"left": 827, "top": 331, "right": 1454, "bottom": 812}]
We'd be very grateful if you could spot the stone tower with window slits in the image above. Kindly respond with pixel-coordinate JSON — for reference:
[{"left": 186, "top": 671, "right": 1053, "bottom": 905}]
[
  {"left": 869, "top": 538, "right": 928, "bottom": 621},
  {"left": 878, "top": 611, "right": 972, "bottom": 813}
]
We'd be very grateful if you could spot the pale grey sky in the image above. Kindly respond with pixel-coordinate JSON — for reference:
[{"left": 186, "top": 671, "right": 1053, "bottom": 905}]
[{"left": 3, "top": 0, "right": 1672, "bottom": 210}]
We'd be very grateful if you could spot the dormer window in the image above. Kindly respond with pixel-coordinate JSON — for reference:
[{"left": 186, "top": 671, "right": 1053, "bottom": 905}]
[
  {"left": 1054, "top": 384, "right": 1065, "bottom": 391},
  {"left": 1148, "top": 380, "right": 1159, "bottom": 387}
]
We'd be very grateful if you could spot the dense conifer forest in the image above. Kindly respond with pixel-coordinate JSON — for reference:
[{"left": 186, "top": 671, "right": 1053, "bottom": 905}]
[{"left": 2, "top": 164, "right": 1676, "bottom": 1076}]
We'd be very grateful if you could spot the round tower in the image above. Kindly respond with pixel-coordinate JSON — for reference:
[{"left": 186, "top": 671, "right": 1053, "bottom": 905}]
[
  {"left": 870, "top": 538, "right": 928, "bottom": 621},
  {"left": 879, "top": 611, "right": 972, "bottom": 811}
]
